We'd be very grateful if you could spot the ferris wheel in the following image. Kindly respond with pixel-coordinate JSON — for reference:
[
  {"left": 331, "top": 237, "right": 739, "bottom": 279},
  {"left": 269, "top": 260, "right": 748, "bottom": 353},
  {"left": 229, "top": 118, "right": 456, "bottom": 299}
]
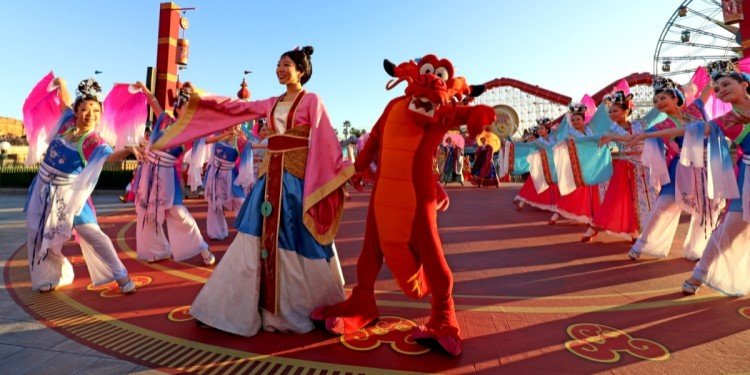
[{"left": 653, "top": 0, "right": 741, "bottom": 84}]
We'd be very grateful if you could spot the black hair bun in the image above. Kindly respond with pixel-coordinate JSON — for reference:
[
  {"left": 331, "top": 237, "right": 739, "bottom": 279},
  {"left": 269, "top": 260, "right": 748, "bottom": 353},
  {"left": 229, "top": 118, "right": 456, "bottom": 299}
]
[
  {"left": 77, "top": 79, "right": 102, "bottom": 94},
  {"left": 301, "top": 46, "right": 314, "bottom": 57}
]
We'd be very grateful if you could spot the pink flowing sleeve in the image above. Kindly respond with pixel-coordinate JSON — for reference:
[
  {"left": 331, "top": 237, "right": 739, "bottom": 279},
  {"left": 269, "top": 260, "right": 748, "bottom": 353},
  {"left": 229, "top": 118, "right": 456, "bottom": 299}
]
[
  {"left": 81, "top": 133, "right": 109, "bottom": 161},
  {"left": 654, "top": 118, "right": 676, "bottom": 131},
  {"left": 300, "top": 94, "right": 355, "bottom": 244},
  {"left": 235, "top": 136, "right": 248, "bottom": 169},
  {"left": 653, "top": 118, "right": 681, "bottom": 163},
  {"left": 153, "top": 92, "right": 277, "bottom": 149},
  {"left": 712, "top": 112, "right": 746, "bottom": 142},
  {"left": 684, "top": 100, "right": 707, "bottom": 120}
]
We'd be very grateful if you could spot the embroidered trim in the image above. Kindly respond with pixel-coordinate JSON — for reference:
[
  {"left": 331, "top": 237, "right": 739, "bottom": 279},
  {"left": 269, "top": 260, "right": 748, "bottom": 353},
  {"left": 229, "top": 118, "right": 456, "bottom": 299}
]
[
  {"left": 566, "top": 139, "right": 585, "bottom": 187},
  {"left": 539, "top": 148, "right": 554, "bottom": 185},
  {"left": 508, "top": 142, "right": 515, "bottom": 175},
  {"left": 257, "top": 125, "right": 311, "bottom": 179},
  {"left": 268, "top": 90, "right": 306, "bottom": 133}
]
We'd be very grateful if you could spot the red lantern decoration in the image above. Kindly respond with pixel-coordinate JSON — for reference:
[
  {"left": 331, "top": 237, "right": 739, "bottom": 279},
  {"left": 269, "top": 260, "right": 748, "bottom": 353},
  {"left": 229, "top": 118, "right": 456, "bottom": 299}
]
[{"left": 176, "top": 38, "right": 189, "bottom": 66}]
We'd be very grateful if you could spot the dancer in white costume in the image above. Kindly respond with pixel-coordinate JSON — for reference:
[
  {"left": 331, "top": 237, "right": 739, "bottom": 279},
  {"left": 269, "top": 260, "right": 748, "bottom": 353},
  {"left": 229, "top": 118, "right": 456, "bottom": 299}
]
[
  {"left": 25, "top": 77, "right": 139, "bottom": 293},
  {"left": 634, "top": 61, "right": 750, "bottom": 296},
  {"left": 151, "top": 46, "right": 352, "bottom": 337},
  {"left": 132, "top": 82, "right": 216, "bottom": 266},
  {"left": 628, "top": 77, "right": 714, "bottom": 261}
]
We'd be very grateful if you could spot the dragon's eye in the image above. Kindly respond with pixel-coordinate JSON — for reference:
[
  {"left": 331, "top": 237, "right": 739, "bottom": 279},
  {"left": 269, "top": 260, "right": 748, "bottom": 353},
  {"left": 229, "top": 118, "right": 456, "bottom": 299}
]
[
  {"left": 434, "top": 67, "right": 449, "bottom": 81},
  {"left": 419, "top": 63, "right": 435, "bottom": 75}
]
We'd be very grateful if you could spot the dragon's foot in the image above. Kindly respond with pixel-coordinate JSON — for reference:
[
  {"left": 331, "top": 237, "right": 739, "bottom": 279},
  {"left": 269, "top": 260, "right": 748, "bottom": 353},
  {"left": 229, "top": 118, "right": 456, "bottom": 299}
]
[
  {"left": 311, "top": 287, "right": 379, "bottom": 335},
  {"left": 411, "top": 324, "right": 462, "bottom": 356}
]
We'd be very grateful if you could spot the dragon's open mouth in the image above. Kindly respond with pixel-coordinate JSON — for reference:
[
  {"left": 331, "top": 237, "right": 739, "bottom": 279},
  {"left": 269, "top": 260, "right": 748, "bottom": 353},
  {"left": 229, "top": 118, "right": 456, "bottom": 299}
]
[{"left": 408, "top": 96, "right": 437, "bottom": 118}]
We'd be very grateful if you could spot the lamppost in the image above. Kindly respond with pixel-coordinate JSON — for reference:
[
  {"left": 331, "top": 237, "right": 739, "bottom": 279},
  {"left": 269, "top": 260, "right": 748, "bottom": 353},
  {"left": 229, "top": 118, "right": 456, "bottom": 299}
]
[{"left": 0, "top": 141, "right": 11, "bottom": 188}]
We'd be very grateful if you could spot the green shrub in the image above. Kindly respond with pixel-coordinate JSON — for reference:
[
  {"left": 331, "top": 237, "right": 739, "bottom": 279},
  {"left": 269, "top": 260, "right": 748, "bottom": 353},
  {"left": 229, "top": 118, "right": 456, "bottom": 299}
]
[{"left": 0, "top": 163, "right": 136, "bottom": 189}]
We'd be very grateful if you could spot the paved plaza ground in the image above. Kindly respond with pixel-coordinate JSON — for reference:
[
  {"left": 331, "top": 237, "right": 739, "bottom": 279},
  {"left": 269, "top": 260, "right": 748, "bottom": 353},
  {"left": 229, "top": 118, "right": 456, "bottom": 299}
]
[
  {"left": 0, "top": 192, "right": 161, "bottom": 374},
  {"left": 1, "top": 184, "right": 749, "bottom": 374}
]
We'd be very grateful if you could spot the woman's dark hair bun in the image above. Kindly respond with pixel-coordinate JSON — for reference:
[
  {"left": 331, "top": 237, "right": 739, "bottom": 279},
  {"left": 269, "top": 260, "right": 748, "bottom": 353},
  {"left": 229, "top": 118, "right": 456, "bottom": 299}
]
[
  {"left": 77, "top": 79, "right": 102, "bottom": 95},
  {"left": 281, "top": 46, "right": 314, "bottom": 85}
]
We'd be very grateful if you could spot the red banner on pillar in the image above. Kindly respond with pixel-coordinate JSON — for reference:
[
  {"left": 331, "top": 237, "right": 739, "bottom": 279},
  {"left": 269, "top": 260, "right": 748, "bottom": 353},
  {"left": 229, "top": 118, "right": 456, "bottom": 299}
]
[{"left": 722, "top": 0, "right": 744, "bottom": 24}]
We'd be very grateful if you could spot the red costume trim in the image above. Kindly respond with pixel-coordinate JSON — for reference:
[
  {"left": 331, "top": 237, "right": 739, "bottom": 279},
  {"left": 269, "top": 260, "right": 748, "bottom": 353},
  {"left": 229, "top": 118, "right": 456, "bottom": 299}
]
[
  {"left": 539, "top": 148, "right": 554, "bottom": 185},
  {"left": 566, "top": 139, "right": 585, "bottom": 187},
  {"left": 259, "top": 91, "right": 306, "bottom": 316},
  {"left": 508, "top": 142, "right": 515, "bottom": 175}
]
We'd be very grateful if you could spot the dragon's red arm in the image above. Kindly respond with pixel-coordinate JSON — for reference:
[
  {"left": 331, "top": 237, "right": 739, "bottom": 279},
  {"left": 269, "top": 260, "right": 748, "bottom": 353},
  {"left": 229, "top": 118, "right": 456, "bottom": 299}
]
[{"left": 439, "top": 104, "right": 496, "bottom": 138}]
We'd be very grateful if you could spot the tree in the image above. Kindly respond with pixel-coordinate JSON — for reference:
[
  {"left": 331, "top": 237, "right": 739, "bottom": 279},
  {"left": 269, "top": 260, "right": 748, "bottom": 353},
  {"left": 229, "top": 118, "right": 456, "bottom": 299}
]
[{"left": 343, "top": 120, "right": 351, "bottom": 140}]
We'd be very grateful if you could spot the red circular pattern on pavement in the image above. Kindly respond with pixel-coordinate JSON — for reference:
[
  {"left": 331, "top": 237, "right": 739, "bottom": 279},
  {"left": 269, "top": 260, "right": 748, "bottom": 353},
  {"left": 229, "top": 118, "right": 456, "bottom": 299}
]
[
  {"left": 167, "top": 306, "right": 194, "bottom": 322},
  {"left": 340, "top": 316, "right": 430, "bottom": 355},
  {"left": 86, "top": 275, "right": 152, "bottom": 298},
  {"left": 5, "top": 189, "right": 750, "bottom": 374},
  {"left": 564, "top": 323, "right": 669, "bottom": 363}
]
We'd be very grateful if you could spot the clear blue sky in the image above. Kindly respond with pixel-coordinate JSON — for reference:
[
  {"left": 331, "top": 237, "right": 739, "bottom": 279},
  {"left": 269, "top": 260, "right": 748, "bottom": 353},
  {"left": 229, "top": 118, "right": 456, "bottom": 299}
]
[{"left": 0, "top": 1, "right": 681, "bottom": 132}]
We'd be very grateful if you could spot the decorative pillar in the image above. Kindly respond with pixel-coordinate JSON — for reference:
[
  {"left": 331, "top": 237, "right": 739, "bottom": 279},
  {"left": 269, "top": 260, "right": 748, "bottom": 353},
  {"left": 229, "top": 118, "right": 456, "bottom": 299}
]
[
  {"left": 741, "top": 1, "right": 750, "bottom": 56},
  {"left": 155, "top": 2, "right": 181, "bottom": 114}
]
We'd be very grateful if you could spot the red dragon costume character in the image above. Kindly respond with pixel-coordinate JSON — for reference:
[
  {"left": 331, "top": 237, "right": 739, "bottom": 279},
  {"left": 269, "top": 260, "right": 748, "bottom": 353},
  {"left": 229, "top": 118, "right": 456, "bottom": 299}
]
[{"left": 312, "top": 54, "right": 496, "bottom": 355}]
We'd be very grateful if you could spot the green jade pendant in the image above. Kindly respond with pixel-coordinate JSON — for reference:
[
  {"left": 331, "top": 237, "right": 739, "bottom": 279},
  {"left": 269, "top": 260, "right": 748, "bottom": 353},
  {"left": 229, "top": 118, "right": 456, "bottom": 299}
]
[{"left": 260, "top": 201, "right": 273, "bottom": 217}]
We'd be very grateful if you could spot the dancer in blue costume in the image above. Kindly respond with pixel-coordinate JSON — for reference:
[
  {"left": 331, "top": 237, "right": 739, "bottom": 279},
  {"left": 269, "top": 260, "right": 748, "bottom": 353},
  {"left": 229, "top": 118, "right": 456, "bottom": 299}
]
[
  {"left": 25, "top": 77, "right": 140, "bottom": 293},
  {"left": 153, "top": 46, "right": 351, "bottom": 337},
  {"left": 132, "top": 82, "right": 216, "bottom": 266},
  {"left": 628, "top": 77, "right": 713, "bottom": 261},
  {"left": 203, "top": 125, "right": 251, "bottom": 240},
  {"left": 634, "top": 61, "right": 750, "bottom": 296}
]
